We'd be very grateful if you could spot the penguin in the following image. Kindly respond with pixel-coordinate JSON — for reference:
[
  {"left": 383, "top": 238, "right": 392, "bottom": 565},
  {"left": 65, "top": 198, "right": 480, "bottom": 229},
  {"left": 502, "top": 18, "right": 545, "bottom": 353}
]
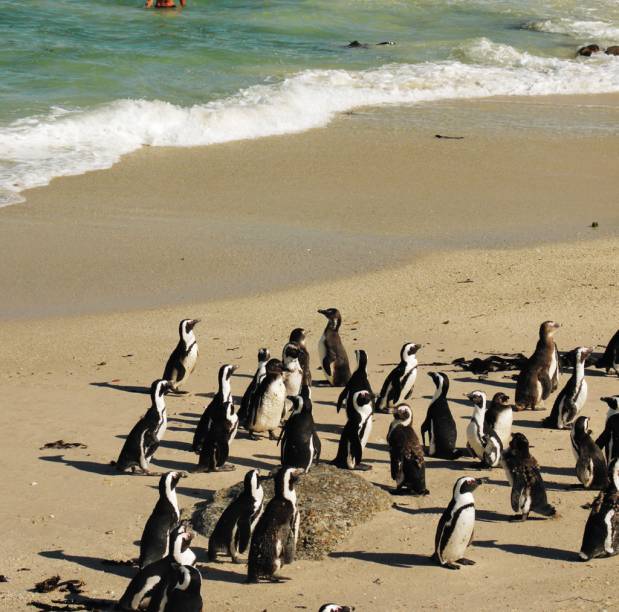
[
  {"left": 238, "top": 348, "right": 270, "bottom": 427},
  {"left": 247, "top": 466, "right": 302, "bottom": 583},
  {"left": 482, "top": 431, "right": 504, "bottom": 469},
  {"left": 484, "top": 392, "right": 512, "bottom": 448},
  {"left": 502, "top": 432, "right": 556, "bottom": 521},
  {"left": 595, "top": 329, "right": 619, "bottom": 375},
  {"left": 543, "top": 346, "right": 592, "bottom": 429},
  {"left": 433, "top": 476, "right": 483, "bottom": 570},
  {"left": 208, "top": 469, "right": 266, "bottom": 563},
  {"left": 193, "top": 364, "right": 238, "bottom": 472},
  {"left": 387, "top": 404, "right": 428, "bottom": 496},
  {"left": 570, "top": 416, "right": 609, "bottom": 490},
  {"left": 279, "top": 393, "right": 321, "bottom": 472},
  {"left": 114, "top": 379, "right": 171, "bottom": 474},
  {"left": 579, "top": 458, "right": 619, "bottom": 561},
  {"left": 139, "top": 471, "right": 184, "bottom": 569},
  {"left": 465, "top": 390, "right": 488, "bottom": 462},
  {"left": 282, "top": 342, "right": 303, "bottom": 398},
  {"left": 420, "top": 372, "right": 461, "bottom": 460},
  {"left": 118, "top": 523, "right": 196, "bottom": 611},
  {"left": 288, "top": 328, "right": 312, "bottom": 386},
  {"left": 331, "top": 390, "right": 373, "bottom": 471},
  {"left": 336, "top": 349, "right": 373, "bottom": 418},
  {"left": 514, "top": 320, "right": 561, "bottom": 411},
  {"left": 375, "top": 342, "right": 421, "bottom": 413},
  {"left": 159, "top": 564, "right": 203, "bottom": 612},
  {"left": 317, "top": 308, "right": 351, "bottom": 387},
  {"left": 595, "top": 395, "right": 619, "bottom": 463},
  {"left": 247, "top": 358, "right": 287, "bottom": 440},
  {"left": 163, "top": 319, "right": 200, "bottom": 393},
  {"left": 319, "top": 607, "right": 352, "bottom": 612}
]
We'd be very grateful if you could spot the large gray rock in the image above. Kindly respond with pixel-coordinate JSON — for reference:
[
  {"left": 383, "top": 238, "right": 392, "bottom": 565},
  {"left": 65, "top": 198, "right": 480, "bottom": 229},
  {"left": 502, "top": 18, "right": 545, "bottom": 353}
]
[{"left": 190, "top": 463, "right": 392, "bottom": 560}]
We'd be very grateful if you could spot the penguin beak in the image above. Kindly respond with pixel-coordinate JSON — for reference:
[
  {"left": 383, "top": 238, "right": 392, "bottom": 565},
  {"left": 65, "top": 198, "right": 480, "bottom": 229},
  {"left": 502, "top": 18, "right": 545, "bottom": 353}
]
[
  {"left": 317, "top": 309, "right": 327, "bottom": 316},
  {"left": 230, "top": 365, "right": 239, "bottom": 373},
  {"left": 257, "top": 474, "right": 272, "bottom": 482}
]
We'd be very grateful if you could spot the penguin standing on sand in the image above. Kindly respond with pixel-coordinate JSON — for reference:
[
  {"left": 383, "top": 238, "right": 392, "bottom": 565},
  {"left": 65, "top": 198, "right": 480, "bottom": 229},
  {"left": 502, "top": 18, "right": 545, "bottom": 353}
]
[
  {"left": 279, "top": 393, "right": 321, "bottom": 472},
  {"left": 579, "top": 458, "right": 619, "bottom": 561},
  {"left": 193, "top": 364, "right": 238, "bottom": 472},
  {"left": 515, "top": 320, "right": 561, "bottom": 411},
  {"left": 596, "top": 395, "right": 619, "bottom": 462},
  {"left": 595, "top": 329, "right": 619, "bottom": 375},
  {"left": 317, "top": 308, "right": 351, "bottom": 387},
  {"left": 332, "top": 390, "right": 373, "bottom": 471},
  {"left": 571, "top": 416, "right": 608, "bottom": 490},
  {"left": 139, "top": 471, "right": 184, "bottom": 569},
  {"left": 543, "top": 346, "right": 592, "bottom": 429},
  {"left": 337, "top": 349, "right": 373, "bottom": 418},
  {"left": 163, "top": 319, "right": 200, "bottom": 393},
  {"left": 118, "top": 523, "right": 196, "bottom": 611},
  {"left": 502, "top": 432, "right": 556, "bottom": 521},
  {"left": 387, "top": 404, "right": 428, "bottom": 496},
  {"left": 208, "top": 469, "right": 266, "bottom": 563},
  {"left": 433, "top": 476, "right": 483, "bottom": 570},
  {"left": 421, "top": 372, "right": 461, "bottom": 460},
  {"left": 114, "top": 379, "right": 171, "bottom": 474},
  {"left": 247, "top": 359, "right": 287, "bottom": 440},
  {"left": 465, "top": 391, "right": 488, "bottom": 462},
  {"left": 288, "top": 328, "right": 312, "bottom": 386},
  {"left": 247, "top": 467, "right": 302, "bottom": 583},
  {"left": 238, "top": 348, "right": 270, "bottom": 427},
  {"left": 282, "top": 343, "right": 303, "bottom": 397},
  {"left": 375, "top": 343, "right": 421, "bottom": 413},
  {"left": 484, "top": 392, "right": 512, "bottom": 448},
  {"left": 162, "top": 564, "right": 203, "bottom": 612}
]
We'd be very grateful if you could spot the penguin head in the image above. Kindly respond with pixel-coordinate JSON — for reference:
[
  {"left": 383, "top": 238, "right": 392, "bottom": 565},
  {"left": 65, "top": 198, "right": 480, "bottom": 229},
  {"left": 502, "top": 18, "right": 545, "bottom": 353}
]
[
  {"left": 319, "top": 606, "right": 353, "bottom": 612},
  {"left": 427, "top": 371, "right": 449, "bottom": 394},
  {"left": 257, "top": 347, "right": 271, "bottom": 363},
  {"left": 274, "top": 466, "right": 303, "bottom": 502},
  {"left": 453, "top": 476, "right": 483, "bottom": 497},
  {"left": 159, "top": 470, "right": 184, "bottom": 497},
  {"left": 318, "top": 308, "right": 342, "bottom": 330},
  {"left": 601, "top": 395, "right": 619, "bottom": 411},
  {"left": 393, "top": 404, "right": 412, "bottom": 426},
  {"left": 218, "top": 363, "right": 238, "bottom": 384},
  {"left": 284, "top": 343, "right": 301, "bottom": 361},
  {"left": 491, "top": 392, "right": 510, "bottom": 408},
  {"left": 576, "top": 346, "right": 593, "bottom": 364},
  {"left": 289, "top": 328, "right": 307, "bottom": 346},
  {"left": 573, "top": 415, "right": 590, "bottom": 438},
  {"left": 265, "top": 358, "right": 285, "bottom": 376},
  {"left": 401, "top": 342, "right": 421, "bottom": 362},
  {"left": 170, "top": 523, "right": 194, "bottom": 561},
  {"left": 355, "top": 349, "right": 368, "bottom": 370},
  {"left": 179, "top": 318, "right": 200, "bottom": 340},
  {"left": 609, "top": 458, "right": 619, "bottom": 492},
  {"left": 509, "top": 432, "right": 531, "bottom": 457},
  {"left": 465, "top": 390, "right": 486, "bottom": 410},
  {"left": 352, "top": 390, "right": 372, "bottom": 411},
  {"left": 288, "top": 395, "right": 306, "bottom": 416},
  {"left": 151, "top": 379, "right": 172, "bottom": 406},
  {"left": 540, "top": 320, "right": 560, "bottom": 338},
  {"left": 244, "top": 469, "right": 266, "bottom": 495}
]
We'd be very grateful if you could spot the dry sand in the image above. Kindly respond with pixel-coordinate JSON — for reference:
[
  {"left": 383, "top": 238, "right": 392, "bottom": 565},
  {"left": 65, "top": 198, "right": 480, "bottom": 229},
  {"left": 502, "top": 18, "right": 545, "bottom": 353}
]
[{"left": 0, "top": 95, "right": 618, "bottom": 611}]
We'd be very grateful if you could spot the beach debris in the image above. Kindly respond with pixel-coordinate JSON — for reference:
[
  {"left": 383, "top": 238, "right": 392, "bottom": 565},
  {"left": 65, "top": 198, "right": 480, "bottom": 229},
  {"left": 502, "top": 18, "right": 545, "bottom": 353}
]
[
  {"left": 0, "top": 575, "right": 8, "bottom": 582},
  {"left": 453, "top": 353, "right": 528, "bottom": 374},
  {"left": 435, "top": 134, "right": 464, "bottom": 140},
  {"left": 442, "top": 320, "right": 450, "bottom": 325},
  {"left": 95, "top": 361, "right": 106, "bottom": 366},
  {"left": 34, "top": 576, "right": 85, "bottom": 595},
  {"left": 39, "top": 441, "right": 87, "bottom": 450},
  {"left": 577, "top": 44, "right": 601, "bottom": 57},
  {"left": 457, "top": 278, "right": 474, "bottom": 283},
  {"left": 192, "top": 463, "right": 391, "bottom": 560}
]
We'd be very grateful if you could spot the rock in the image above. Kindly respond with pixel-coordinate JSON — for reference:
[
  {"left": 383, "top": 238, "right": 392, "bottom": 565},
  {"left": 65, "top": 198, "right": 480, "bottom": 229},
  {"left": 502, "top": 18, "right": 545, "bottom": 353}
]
[
  {"left": 190, "top": 463, "right": 391, "bottom": 560},
  {"left": 346, "top": 40, "right": 369, "bottom": 49},
  {"left": 606, "top": 46, "right": 619, "bottom": 55},
  {"left": 577, "top": 44, "right": 601, "bottom": 57}
]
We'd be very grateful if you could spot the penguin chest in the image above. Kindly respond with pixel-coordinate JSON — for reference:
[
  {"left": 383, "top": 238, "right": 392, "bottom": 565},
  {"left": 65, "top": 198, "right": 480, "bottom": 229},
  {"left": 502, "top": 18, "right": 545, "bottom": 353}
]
[
  {"left": 155, "top": 412, "right": 167, "bottom": 442},
  {"left": 549, "top": 348, "right": 558, "bottom": 382},
  {"left": 494, "top": 411, "right": 513, "bottom": 447},
  {"left": 400, "top": 368, "right": 417, "bottom": 401},
  {"left": 573, "top": 380, "right": 588, "bottom": 414},
  {"left": 359, "top": 415, "right": 373, "bottom": 449},
  {"left": 318, "top": 335, "right": 331, "bottom": 383},
  {"left": 442, "top": 507, "right": 474, "bottom": 562},
  {"left": 184, "top": 343, "right": 199, "bottom": 375},
  {"left": 254, "top": 381, "right": 286, "bottom": 431},
  {"left": 466, "top": 421, "right": 483, "bottom": 457},
  {"left": 284, "top": 367, "right": 303, "bottom": 397}
]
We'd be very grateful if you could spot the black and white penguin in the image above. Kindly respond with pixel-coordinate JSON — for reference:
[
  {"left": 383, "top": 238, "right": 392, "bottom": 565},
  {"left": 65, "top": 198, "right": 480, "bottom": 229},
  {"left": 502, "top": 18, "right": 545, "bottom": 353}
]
[
  {"left": 433, "top": 476, "right": 483, "bottom": 570},
  {"left": 163, "top": 319, "right": 200, "bottom": 393},
  {"left": 247, "top": 359, "right": 287, "bottom": 441},
  {"left": 282, "top": 342, "right": 304, "bottom": 398},
  {"left": 193, "top": 364, "right": 238, "bottom": 472},
  {"left": 420, "top": 372, "right": 461, "bottom": 460},
  {"left": 160, "top": 564, "right": 203, "bottom": 612},
  {"left": 570, "top": 416, "right": 609, "bottom": 490},
  {"left": 336, "top": 349, "right": 373, "bottom": 418},
  {"left": 515, "top": 320, "right": 561, "bottom": 411},
  {"left": 502, "top": 432, "right": 556, "bottom": 521},
  {"left": 279, "top": 393, "right": 321, "bottom": 472},
  {"left": 118, "top": 523, "right": 196, "bottom": 611},
  {"left": 375, "top": 342, "right": 421, "bottom": 413},
  {"left": 317, "top": 308, "right": 351, "bottom": 387},
  {"left": 332, "top": 390, "right": 373, "bottom": 471},
  {"left": 247, "top": 466, "right": 302, "bottom": 583},
  {"left": 579, "top": 458, "right": 619, "bottom": 561},
  {"left": 114, "top": 379, "right": 171, "bottom": 474},
  {"left": 465, "top": 390, "right": 488, "bottom": 462},
  {"left": 595, "top": 329, "right": 619, "bottom": 375},
  {"left": 543, "top": 346, "right": 592, "bottom": 429},
  {"left": 238, "top": 348, "right": 270, "bottom": 427},
  {"left": 289, "top": 328, "right": 311, "bottom": 386},
  {"left": 387, "top": 404, "right": 428, "bottom": 496},
  {"left": 596, "top": 395, "right": 619, "bottom": 463},
  {"left": 318, "top": 606, "right": 352, "bottom": 612},
  {"left": 208, "top": 469, "right": 266, "bottom": 563},
  {"left": 139, "top": 471, "right": 184, "bottom": 569},
  {"left": 484, "top": 392, "right": 512, "bottom": 448}
]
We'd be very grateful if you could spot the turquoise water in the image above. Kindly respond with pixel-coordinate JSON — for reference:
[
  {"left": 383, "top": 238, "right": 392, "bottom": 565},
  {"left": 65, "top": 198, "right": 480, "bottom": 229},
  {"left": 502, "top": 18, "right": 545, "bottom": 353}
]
[{"left": 1, "top": 0, "right": 618, "bottom": 203}]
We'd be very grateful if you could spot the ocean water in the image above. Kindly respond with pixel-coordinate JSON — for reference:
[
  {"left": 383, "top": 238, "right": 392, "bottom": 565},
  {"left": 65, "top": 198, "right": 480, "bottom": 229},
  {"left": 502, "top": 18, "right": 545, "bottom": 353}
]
[{"left": 1, "top": 0, "right": 618, "bottom": 205}]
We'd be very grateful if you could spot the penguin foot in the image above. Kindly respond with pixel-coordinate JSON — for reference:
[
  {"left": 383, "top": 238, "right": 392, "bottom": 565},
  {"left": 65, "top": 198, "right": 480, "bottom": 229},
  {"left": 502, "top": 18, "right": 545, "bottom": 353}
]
[
  {"left": 509, "top": 514, "right": 526, "bottom": 522},
  {"left": 355, "top": 463, "right": 373, "bottom": 471},
  {"left": 268, "top": 575, "right": 291, "bottom": 583},
  {"left": 457, "top": 558, "right": 475, "bottom": 566},
  {"left": 215, "top": 464, "right": 236, "bottom": 472},
  {"left": 389, "top": 488, "right": 408, "bottom": 496},
  {"left": 247, "top": 433, "right": 261, "bottom": 441},
  {"left": 580, "top": 502, "right": 593, "bottom": 510},
  {"left": 268, "top": 431, "right": 278, "bottom": 441},
  {"left": 443, "top": 562, "right": 461, "bottom": 570}
]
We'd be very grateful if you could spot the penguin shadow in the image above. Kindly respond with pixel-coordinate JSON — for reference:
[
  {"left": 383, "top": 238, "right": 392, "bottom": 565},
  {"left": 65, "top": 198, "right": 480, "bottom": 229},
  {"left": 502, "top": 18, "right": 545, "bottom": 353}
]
[
  {"left": 512, "top": 418, "right": 544, "bottom": 428},
  {"left": 89, "top": 382, "right": 150, "bottom": 395},
  {"left": 541, "top": 465, "right": 574, "bottom": 477},
  {"left": 366, "top": 441, "right": 388, "bottom": 453},
  {"left": 474, "top": 540, "right": 576, "bottom": 562},
  {"left": 425, "top": 458, "right": 480, "bottom": 472},
  {"left": 39, "top": 550, "right": 136, "bottom": 578},
  {"left": 452, "top": 376, "right": 515, "bottom": 390},
  {"left": 176, "top": 485, "right": 214, "bottom": 500},
  {"left": 314, "top": 422, "right": 343, "bottom": 435},
  {"left": 200, "top": 563, "right": 247, "bottom": 584},
  {"left": 392, "top": 504, "right": 443, "bottom": 517},
  {"left": 314, "top": 399, "right": 338, "bottom": 408},
  {"left": 39, "top": 454, "right": 117, "bottom": 476},
  {"left": 229, "top": 455, "right": 276, "bottom": 471},
  {"left": 448, "top": 397, "right": 475, "bottom": 408},
  {"left": 330, "top": 550, "right": 434, "bottom": 568},
  {"left": 158, "top": 439, "right": 193, "bottom": 453},
  {"left": 475, "top": 509, "right": 516, "bottom": 523},
  {"left": 151, "top": 457, "right": 197, "bottom": 472}
]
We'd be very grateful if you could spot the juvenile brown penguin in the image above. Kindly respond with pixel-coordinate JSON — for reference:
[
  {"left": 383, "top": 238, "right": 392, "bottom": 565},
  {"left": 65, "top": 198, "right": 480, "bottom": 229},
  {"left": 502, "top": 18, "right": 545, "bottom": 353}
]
[
  {"left": 571, "top": 416, "right": 609, "bottom": 490},
  {"left": 317, "top": 308, "right": 351, "bottom": 387},
  {"left": 514, "top": 321, "right": 561, "bottom": 411}
]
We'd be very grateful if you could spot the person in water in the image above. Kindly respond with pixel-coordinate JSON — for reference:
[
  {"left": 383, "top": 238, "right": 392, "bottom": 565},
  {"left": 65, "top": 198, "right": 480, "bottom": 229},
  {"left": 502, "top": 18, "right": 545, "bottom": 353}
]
[{"left": 145, "top": 0, "right": 185, "bottom": 8}]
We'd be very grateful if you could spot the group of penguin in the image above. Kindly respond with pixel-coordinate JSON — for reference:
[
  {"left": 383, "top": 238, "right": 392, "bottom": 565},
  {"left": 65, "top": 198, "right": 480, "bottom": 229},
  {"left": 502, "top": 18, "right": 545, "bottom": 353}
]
[{"left": 112, "top": 312, "right": 619, "bottom": 610}]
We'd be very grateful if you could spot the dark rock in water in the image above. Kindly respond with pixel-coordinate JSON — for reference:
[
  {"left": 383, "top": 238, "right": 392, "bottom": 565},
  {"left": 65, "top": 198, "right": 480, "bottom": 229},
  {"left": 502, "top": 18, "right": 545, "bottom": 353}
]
[
  {"left": 346, "top": 40, "right": 369, "bottom": 49},
  {"left": 577, "top": 44, "right": 601, "bottom": 57},
  {"left": 190, "top": 463, "right": 391, "bottom": 560},
  {"left": 606, "top": 46, "right": 619, "bottom": 55}
]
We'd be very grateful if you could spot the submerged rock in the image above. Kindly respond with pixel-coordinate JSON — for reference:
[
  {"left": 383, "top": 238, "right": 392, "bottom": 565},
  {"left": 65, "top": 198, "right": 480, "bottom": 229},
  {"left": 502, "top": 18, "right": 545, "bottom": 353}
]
[
  {"left": 577, "top": 44, "right": 601, "bottom": 57},
  {"left": 190, "top": 463, "right": 391, "bottom": 560}
]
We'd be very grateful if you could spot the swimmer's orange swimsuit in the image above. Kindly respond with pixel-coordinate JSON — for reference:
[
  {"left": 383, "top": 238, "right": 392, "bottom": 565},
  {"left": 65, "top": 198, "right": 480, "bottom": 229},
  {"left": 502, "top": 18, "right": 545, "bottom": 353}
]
[{"left": 155, "top": 0, "right": 176, "bottom": 7}]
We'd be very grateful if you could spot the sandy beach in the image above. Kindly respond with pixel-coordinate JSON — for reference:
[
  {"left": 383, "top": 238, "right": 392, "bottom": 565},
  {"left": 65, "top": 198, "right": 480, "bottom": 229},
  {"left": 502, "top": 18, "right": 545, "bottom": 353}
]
[{"left": 1, "top": 96, "right": 618, "bottom": 611}]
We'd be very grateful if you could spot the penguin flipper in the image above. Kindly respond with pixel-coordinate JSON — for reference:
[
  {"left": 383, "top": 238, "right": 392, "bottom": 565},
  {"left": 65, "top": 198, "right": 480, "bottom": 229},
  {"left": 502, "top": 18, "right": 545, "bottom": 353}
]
[
  {"left": 237, "top": 517, "right": 252, "bottom": 554},
  {"left": 312, "top": 431, "right": 322, "bottom": 463},
  {"left": 322, "top": 355, "right": 333, "bottom": 378},
  {"left": 350, "top": 432, "right": 364, "bottom": 467},
  {"left": 389, "top": 449, "right": 402, "bottom": 482},
  {"left": 539, "top": 370, "right": 552, "bottom": 401},
  {"left": 336, "top": 387, "right": 348, "bottom": 413},
  {"left": 595, "top": 427, "right": 609, "bottom": 451}
]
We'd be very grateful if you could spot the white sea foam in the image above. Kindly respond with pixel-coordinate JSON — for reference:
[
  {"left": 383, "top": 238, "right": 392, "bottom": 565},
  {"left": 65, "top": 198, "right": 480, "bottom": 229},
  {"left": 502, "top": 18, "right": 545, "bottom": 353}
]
[
  {"left": 1, "top": 38, "right": 618, "bottom": 205},
  {"left": 524, "top": 18, "right": 619, "bottom": 41}
]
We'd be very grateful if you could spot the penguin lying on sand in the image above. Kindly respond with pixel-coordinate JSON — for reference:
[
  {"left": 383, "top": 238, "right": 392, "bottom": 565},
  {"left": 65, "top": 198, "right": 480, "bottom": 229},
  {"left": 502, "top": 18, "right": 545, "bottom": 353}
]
[
  {"left": 163, "top": 318, "right": 200, "bottom": 393},
  {"left": 421, "top": 372, "right": 461, "bottom": 460},
  {"left": 571, "top": 416, "right": 608, "bottom": 490},
  {"left": 317, "top": 308, "right": 351, "bottom": 386},
  {"left": 332, "top": 390, "right": 373, "bottom": 471},
  {"left": 375, "top": 342, "right": 420, "bottom": 413}
]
